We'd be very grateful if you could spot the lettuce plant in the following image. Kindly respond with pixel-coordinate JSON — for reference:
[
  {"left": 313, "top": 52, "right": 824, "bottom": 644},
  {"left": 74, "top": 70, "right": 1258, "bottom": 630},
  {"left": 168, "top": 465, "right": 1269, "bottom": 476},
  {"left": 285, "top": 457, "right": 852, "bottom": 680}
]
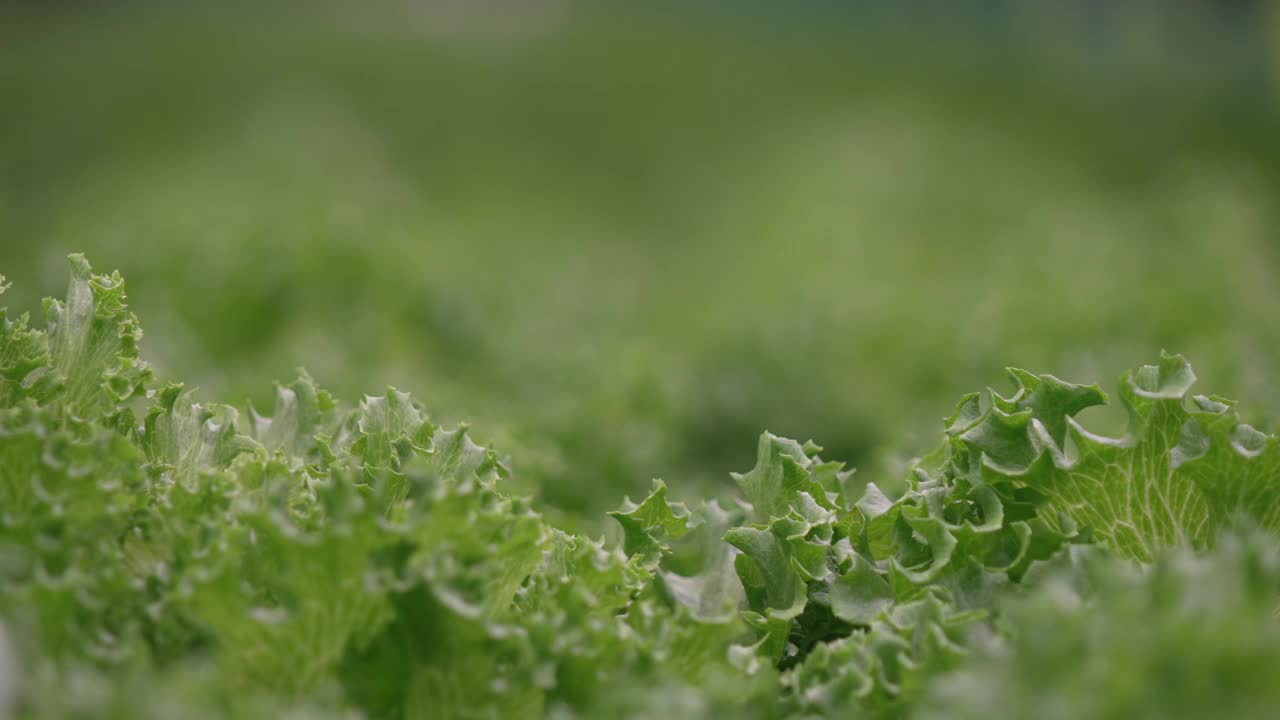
[{"left": 1, "top": 257, "right": 1277, "bottom": 719}]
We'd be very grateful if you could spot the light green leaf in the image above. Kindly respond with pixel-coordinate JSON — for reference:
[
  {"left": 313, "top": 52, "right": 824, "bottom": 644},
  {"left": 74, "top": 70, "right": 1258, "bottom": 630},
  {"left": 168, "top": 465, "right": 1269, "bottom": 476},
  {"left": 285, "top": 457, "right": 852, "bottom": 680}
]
[
  {"left": 42, "top": 255, "right": 151, "bottom": 420},
  {"left": 610, "top": 479, "right": 691, "bottom": 562},
  {"left": 350, "top": 388, "right": 433, "bottom": 469},
  {"left": 969, "top": 353, "right": 1280, "bottom": 560},
  {"left": 141, "top": 383, "right": 259, "bottom": 489},
  {"left": 248, "top": 370, "right": 337, "bottom": 459},
  {"left": 724, "top": 523, "right": 808, "bottom": 621},
  {"left": 733, "top": 432, "right": 831, "bottom": 524},
  {"left": 658, "top": 500, "right": 746, "bottom": 623},
  {"left": 829, "top": 551, "right": 893, "bottom": 625}
]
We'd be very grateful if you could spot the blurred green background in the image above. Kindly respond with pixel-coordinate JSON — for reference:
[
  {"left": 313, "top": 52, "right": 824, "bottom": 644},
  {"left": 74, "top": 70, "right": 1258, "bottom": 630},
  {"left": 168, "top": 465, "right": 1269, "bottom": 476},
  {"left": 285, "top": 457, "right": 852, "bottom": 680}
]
[{"left": 3, "top": 1, "right": 1280, "bottom": 526}]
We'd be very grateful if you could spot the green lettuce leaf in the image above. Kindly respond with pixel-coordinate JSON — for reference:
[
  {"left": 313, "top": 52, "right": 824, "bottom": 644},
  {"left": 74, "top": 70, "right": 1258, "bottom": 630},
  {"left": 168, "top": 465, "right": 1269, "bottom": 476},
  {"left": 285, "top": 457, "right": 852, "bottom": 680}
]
[{"left": 954, "top": 352, "right": 1279, "bottom": 560}]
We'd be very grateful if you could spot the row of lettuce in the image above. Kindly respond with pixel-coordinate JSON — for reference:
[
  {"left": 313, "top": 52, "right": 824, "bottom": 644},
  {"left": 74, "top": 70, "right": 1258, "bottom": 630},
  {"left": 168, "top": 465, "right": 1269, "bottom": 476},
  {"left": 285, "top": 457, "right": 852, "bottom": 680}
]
[{"left": 1, "top": 257, "right": 1278, "bottom": 719}]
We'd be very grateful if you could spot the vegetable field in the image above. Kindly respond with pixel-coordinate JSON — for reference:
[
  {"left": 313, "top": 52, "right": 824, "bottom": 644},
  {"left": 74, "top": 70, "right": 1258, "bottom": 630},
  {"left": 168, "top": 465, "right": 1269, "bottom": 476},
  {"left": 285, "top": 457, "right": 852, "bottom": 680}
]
[{"left": 3, "top": 3, "right": 1280, "bottom": 718}]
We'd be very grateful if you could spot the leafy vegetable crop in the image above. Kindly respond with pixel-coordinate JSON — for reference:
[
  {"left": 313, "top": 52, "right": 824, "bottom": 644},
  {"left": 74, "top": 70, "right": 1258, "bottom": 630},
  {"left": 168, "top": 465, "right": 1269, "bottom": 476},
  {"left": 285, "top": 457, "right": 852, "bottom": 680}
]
[{"left": 2, "top": 257, "right": 1278, "bottom": 719}]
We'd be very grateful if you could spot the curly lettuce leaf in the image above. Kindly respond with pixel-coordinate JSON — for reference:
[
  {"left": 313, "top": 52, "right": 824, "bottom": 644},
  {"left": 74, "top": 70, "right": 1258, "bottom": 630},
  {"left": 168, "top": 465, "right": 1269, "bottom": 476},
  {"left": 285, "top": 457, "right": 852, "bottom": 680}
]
[{"left": 951, "top": 352, "right": 1279, "bottom": 560}]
